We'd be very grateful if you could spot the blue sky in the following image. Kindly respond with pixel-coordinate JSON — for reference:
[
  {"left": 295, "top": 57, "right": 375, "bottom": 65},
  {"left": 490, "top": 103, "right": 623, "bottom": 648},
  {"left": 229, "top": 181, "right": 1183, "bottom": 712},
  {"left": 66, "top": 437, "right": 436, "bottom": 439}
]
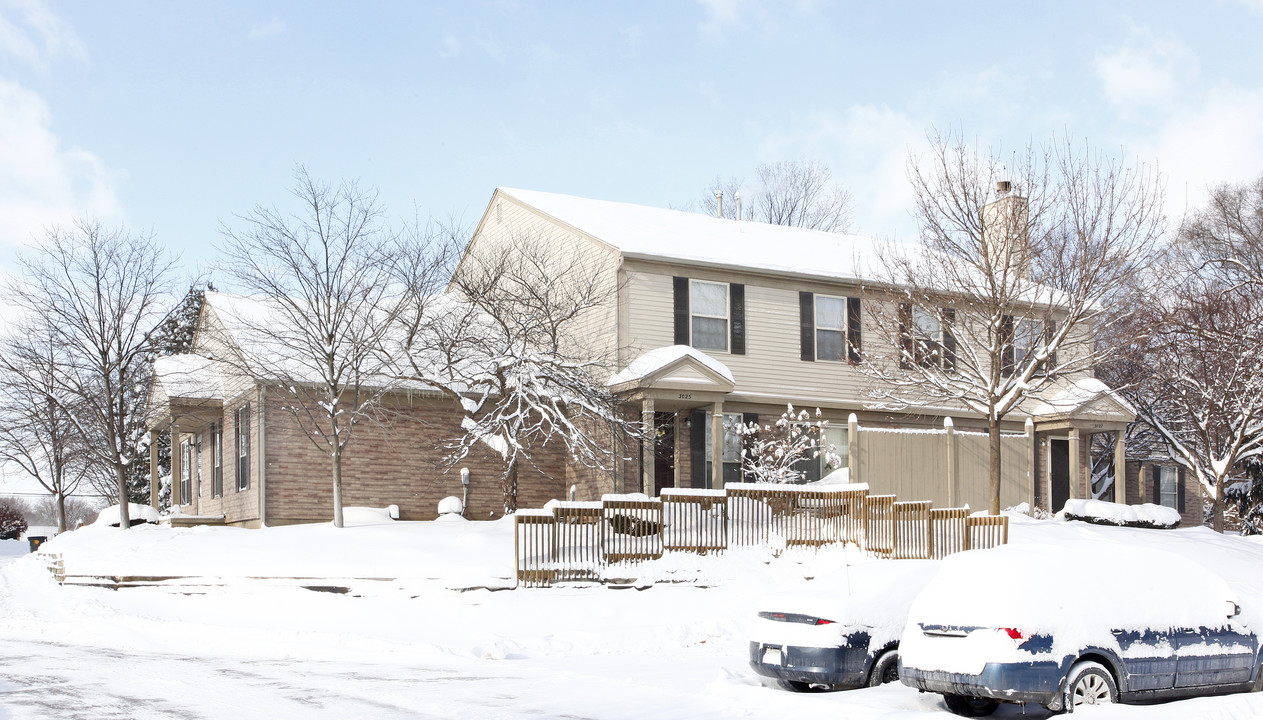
[{"left": 2, "top": 0, "right": 1263, "bottom": 271}]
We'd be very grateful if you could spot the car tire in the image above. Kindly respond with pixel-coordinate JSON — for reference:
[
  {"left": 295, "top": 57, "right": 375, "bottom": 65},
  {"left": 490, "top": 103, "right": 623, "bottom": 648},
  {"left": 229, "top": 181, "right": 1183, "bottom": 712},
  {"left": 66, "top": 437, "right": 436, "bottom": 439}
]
[
  {"left": 942, "top": 694, "right": 999, "bottom": 717},
  {"left": 868, "top": 649, "right": 900, "bottom": 687},
  {"left": 776, "top": 679, "right": 832, "bottom": 692},
  {"left": 1063, "top": 660, "right": 1117, "bottom": 712}
]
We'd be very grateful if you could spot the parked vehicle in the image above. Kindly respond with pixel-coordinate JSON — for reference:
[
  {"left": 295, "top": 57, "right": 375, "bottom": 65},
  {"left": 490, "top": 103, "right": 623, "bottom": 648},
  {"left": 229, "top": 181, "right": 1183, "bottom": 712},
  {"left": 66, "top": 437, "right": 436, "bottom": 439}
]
[
  {"left": 899, "top": 543, "right": 1263, "bottom": 715},
  {"left": 749, "top": 559, "right": 939, "bottom": 691}
]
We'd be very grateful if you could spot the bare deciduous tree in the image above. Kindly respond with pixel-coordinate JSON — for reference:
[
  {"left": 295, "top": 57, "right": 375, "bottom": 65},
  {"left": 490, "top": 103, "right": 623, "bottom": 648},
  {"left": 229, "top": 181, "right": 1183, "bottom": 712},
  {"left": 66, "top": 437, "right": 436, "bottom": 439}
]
[
  {"left": 401, "top": 233, "right": 640, "bottom": 513},
  {"left": 0, "top": 331, "right": 90, "bottom": 532},
  {"left": 6, "top": 220, "right": 175, "bottom": 529},
  {"left": 218, "top": 168, "right": 452, "bottom": 528},
  {"left": 865, "top": 133, "right": 1164, "bottom": 514},
  {"left": 1179, "top": 174, "right": 1263, "bottom": 289},
  {"left": 697, "top": 160, "right": 853, "bottom": 232}
]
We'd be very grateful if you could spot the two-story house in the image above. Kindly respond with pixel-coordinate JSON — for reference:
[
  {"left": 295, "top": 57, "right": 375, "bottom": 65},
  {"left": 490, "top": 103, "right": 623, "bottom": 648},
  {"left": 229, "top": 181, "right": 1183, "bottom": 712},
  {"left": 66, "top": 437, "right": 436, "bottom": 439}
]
[{"left": 145, "top": 187, "right": 1150, "bottom": 526}]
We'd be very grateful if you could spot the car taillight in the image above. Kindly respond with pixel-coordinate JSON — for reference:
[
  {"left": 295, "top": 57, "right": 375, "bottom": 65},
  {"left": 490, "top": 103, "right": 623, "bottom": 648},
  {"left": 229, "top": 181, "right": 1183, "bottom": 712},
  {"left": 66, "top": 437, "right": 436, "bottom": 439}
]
[
  {"left": 1002, "top": 627, "right": 1028, "bottom": 645},
  {"left": 813, "top": 618, "right": 835, "bottom": 626}
]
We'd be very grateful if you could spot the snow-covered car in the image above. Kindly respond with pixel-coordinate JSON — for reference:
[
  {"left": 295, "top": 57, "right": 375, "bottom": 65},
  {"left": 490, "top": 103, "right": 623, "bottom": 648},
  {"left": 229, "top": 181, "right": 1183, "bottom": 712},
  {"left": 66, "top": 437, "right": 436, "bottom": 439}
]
[
  {"left": 749, "top": 559, "right": 939, "bottom": 691},
  {"left": 899, "top": 543, "right": 1263, "bottom": 716}
]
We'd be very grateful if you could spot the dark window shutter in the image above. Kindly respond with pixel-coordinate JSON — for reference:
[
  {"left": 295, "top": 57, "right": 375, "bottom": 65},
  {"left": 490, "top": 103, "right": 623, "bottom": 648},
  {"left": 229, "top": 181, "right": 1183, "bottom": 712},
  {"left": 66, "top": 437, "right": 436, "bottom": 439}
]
[
  {"left": 1177, "top": 467, "right": 1186, "bottom": 513},
  {"left": 740, "top": 412, "right": 758, "bottom": 482},
  {"left": 1044, "top": 321, "right": 1057, "bottom": 374},
  {"left": 898, "top": 303, "right": 913, "bottom": 369},
  {"left": 238, "top": 402, "right": 251, "bottom": 491},
  {"left": 673, "top": 277, "right": 689, "bottom": 346},
  {"left": 689, "top": 410, "right": 706, "bottom": 489},
  {"left": 847, "top": 297, "right": 862, "bottom": 363},
  {"left": 799, "top": 291, "right": 815, "bottom": 361},
  {"left": 1150, "top": 465, "right": 1160, "bottom": 505},
  {"left": 1000, "top": 315, "right": 1015, "bottom": 377},
  {"left": 942, "top": 308, "right": 957, "bottom": 371},
  {"left": 730, "top": 283, "right": 745, "bottom": 355}
]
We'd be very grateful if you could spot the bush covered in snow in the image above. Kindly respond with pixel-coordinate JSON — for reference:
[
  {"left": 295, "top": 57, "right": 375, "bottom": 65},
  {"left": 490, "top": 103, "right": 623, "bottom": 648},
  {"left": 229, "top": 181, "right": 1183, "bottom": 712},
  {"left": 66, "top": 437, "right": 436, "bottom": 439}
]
[
  {"left": 1060, "top": 499, "right": 1181, "bottom": 529},
  {"left": 93, "top": 503, "right": 161, "bottom": 528},
  {"left": 0, "top": 498, "right": 28, "bottom": 540}
]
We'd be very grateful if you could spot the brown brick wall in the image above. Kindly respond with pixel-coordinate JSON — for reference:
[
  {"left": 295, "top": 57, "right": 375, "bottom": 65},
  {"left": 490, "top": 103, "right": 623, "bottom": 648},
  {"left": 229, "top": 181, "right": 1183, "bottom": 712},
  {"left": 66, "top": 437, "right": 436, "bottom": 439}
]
[
  {"left": 1128, "top": 460, "right": 1202, "bottom": 527},
  {"left": 260, "top": 392, "right": 596, "bottom": 523}
]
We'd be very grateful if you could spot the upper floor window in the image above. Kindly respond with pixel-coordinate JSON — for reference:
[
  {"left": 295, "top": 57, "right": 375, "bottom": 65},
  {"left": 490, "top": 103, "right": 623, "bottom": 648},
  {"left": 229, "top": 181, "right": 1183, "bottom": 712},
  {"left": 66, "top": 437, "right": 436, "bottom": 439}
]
[
  {"left": 1002, "top": 315, "right": 1054, "bottom": 376},
  {"left": 800, "top": 292, "right": 861, "bottom": 363},
  {"left": 815, "top": 295, "right": 847, "bottom": 362},
  {"left": 900, "top": 304, "right": 956, "bottom": 370},
  {"left": 674, "top": 276, "right": 744, "bottom": 354},
  {"left": 690, "top": 280, "right": 729, "bottom": 352}
]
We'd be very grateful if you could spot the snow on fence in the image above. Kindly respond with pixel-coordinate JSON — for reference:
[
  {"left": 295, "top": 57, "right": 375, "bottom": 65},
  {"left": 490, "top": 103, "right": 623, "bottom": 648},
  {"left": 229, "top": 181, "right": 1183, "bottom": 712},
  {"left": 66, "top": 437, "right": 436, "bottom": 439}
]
[{"left": 513, "top": 485, "right": 1009, "bottom": 587}]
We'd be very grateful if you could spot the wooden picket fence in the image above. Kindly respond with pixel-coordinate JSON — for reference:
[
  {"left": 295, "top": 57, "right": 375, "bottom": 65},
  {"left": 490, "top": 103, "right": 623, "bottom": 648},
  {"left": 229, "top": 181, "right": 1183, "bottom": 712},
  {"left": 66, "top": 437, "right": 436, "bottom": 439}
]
[{"left": 514, "top": 484, "right": 1009, "bottom": 587}]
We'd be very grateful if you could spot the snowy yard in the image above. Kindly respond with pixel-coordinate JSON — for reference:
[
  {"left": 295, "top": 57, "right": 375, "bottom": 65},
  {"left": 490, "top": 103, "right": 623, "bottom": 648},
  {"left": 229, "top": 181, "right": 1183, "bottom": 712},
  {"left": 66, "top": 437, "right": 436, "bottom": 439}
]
[{"left": 2, "top": 514, "right": 1263, "bottom": 719}]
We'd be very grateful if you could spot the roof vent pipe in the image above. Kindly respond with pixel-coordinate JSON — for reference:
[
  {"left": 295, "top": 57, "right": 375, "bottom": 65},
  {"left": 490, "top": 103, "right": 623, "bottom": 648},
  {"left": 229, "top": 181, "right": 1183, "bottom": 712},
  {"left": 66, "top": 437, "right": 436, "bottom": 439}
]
[
  {"left": 735, "top": 191, "right": 742, "bottom": 221},
  {"left": 715, "top": 191, "right": 723, "bottom": 219}
]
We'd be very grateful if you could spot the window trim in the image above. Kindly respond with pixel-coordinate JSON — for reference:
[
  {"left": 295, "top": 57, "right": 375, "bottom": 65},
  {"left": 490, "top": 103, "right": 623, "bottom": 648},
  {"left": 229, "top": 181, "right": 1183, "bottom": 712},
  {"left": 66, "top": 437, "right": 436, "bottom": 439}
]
[
  {"left": 179, "top": 438, "right": 192, "bottom": 506},
  {"left": 689, "top": 279, "right": 730, "bottom": 353},
  {"left": 1158, "top": 465, "right": 1179, "bottom": 510},
  {"left": 235, "top": 403, "right": 250, "bottom": 493}
]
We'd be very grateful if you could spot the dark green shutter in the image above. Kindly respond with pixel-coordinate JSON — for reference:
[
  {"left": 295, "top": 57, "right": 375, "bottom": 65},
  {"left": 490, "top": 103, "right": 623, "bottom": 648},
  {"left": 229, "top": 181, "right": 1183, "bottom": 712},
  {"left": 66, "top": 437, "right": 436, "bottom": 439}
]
[
  {"left": 847, "top": 297, "right": 862, "bottom": 363},
  {"left": 799, "top": 292, "right": 814, "bottom": 361},
  {"left": 1000, "top": 315, "right": 1015, "bottom": 376},
  {"left": 673, "top": 277, "right": 689, "bottom": 346},
  {"left": 942, "top": 308, "right": 957, "bottom": 371},
  {"left": 730, "top": 283, "right": 745, "bottom": 355},
  {"left": 898, "top": 303, "right": 913, "bottom": 369},
  {"left": 1177, "top": 467, "right": 1186, "bottom": 513}
]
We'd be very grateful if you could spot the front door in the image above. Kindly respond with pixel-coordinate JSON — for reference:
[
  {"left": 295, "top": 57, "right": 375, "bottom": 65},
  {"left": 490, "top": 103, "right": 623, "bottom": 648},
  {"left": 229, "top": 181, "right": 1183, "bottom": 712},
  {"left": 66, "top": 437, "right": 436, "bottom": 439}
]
[
  {"left": 653, "top": 412, "right": 675, "bottom": 496},
  {"left": 1050, "top": 438, "right": 1070, "bottom": 512}
]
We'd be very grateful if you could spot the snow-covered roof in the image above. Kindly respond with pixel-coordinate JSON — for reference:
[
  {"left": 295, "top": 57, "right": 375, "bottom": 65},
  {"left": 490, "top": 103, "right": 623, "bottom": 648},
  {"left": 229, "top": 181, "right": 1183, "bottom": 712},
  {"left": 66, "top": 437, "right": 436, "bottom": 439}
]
[
  {"left": 153, "top": 354, "right": 223, "bottom": 400},
  {"left": 608, "top": 345, "right": 734, "bottom": 387},
  {"left": 1029, "top": 377, "right": 1136, "bottom": 422},
  {"left": 499, "top": 188, "right": 888, "bottom": 282}
]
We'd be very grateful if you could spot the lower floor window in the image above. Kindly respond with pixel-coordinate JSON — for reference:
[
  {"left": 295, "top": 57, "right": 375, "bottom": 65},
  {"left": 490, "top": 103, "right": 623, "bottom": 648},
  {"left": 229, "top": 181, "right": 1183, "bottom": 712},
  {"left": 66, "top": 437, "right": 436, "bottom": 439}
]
[
  {"left": 792, "top": 425, "right": 849, "bottom": 483},
  {"left": 705, "top": 412, "right": 744, "bottom": 484},
  {"left": 1158, "top": 466, "right": 1179, "bottom": 509}
]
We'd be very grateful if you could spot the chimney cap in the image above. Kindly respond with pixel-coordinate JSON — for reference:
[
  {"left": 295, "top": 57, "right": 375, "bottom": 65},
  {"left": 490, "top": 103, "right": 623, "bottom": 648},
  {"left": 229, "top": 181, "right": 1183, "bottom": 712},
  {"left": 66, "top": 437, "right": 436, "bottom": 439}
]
[{"left": 996, "top": 181, "right": 1012, "bottom": 195}]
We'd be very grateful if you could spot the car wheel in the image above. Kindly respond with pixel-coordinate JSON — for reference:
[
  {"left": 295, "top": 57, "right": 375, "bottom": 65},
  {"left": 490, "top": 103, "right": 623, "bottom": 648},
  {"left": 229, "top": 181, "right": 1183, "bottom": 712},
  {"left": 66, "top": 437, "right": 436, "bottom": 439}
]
[
  {"left": 868, "top": 649, "right": 900, "bottom": 687},
  {"left": 777, "top": 679, "right": 832, "bottom": 692},
  {"left": 1063, "top": 661, "right": 1117, "bottom": 712},
  {"left": 942, "top": 694, "right": 999, "bottom": 717}
]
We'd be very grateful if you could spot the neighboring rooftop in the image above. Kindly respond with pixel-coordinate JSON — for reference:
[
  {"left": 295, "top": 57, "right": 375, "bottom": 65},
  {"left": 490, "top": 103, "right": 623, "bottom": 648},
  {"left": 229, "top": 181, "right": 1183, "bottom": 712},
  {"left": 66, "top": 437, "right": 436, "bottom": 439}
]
[{"left": 497, "top": 187, "right": 892, "bottom": 282}]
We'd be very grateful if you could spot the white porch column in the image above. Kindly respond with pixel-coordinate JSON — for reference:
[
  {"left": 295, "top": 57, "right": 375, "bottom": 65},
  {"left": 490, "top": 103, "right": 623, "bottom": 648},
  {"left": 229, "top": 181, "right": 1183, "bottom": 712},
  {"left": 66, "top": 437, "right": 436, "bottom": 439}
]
[
  {"left": 1114, "top": 430, "right": 1128, "bottom": 504},
  {"left": 170, "top": 423, "right": 182, "bottom": 507},
  {"left": 641, "top": 398, "right": 655, "bottom": 496},
  {"left": 149, "top": 430, "right": 160, "bottom": 509},
  {"left": 710, "top": 402, "right": 724, "bottom": 490},
  {"left": 1067, "top": 428, "right": 1080, "bottom": 500}
]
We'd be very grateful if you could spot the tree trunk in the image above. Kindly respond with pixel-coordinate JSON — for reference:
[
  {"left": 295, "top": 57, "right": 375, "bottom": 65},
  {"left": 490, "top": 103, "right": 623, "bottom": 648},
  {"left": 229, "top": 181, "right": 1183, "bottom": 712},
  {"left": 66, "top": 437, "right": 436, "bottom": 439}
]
[
  {"left": 504, "top": 456, "right": 518, "bottom": 515},
  {"left": 1212, "top": 480, "right": 1225, "bottom": 533},
  {"left": 332, "top": 445, "right": 344, "bottom": 528},
  {"left": 988, "top": 416, "right": 1002, "bottom": 515},
  {"left": 54, "top": 491, "right": 67, "bottom": 534},
  {"left": 116, "top": 462, "right": 131, "bottom": 529}
]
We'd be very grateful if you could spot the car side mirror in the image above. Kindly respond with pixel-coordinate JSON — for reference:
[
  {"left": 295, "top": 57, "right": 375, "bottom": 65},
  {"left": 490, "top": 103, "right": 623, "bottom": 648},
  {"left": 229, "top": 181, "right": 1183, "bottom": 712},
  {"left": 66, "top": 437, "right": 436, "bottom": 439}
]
[{"left": 1226, "top": 600, "right": 1241, "bottom": 618}]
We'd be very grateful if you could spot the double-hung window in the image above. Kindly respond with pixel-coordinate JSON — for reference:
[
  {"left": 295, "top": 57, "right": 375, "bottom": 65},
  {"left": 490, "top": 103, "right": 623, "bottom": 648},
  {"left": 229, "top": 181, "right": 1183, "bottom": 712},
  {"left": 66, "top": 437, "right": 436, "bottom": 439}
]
[
  {"left": 211, "top": 423, "right": 223, "bottom": 498},
  {"left": 814, "top": 295, "right": 847, "bottom": 362},
  {"left": 1013, "top": 319, "right": 1043, "bottom": 366},
  {"left": 179, "top": 439, "right": 192, "bottom": 505},
  {"left": 690, "top": 280, "right": 729, "bottom": 352},
  {"left": 790, "top": 425, "right": 850, "bottom": 483},
  {"left": 900, "top": 304, "right": 956, "bottom": 369},
  {"left": 235, "top": 403, "right": 250, "bottom": 492},
  {"left": 1158, "top": 466, "right": 1179, "bottom": 509},
  {"left": 704, "top": 412, "right": 744, "bottom": 485}
]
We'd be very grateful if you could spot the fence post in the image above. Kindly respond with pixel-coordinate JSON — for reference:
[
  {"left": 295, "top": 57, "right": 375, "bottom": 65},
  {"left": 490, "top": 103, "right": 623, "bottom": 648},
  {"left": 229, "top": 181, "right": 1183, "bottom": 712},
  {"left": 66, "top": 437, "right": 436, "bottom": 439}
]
[
  {"left": 848, "top": 413, "right": 860, "bottom": 484},
  {"left": 944, "top": 416, "right": 956, "bottom": 508}
]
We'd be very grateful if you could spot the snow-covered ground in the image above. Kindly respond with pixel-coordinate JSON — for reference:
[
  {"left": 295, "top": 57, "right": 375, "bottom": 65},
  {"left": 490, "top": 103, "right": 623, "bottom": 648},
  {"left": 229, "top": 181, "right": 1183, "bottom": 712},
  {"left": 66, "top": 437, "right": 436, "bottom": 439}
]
[{"left": 1, "top": 514, "right": 1262, "bottom": 719}]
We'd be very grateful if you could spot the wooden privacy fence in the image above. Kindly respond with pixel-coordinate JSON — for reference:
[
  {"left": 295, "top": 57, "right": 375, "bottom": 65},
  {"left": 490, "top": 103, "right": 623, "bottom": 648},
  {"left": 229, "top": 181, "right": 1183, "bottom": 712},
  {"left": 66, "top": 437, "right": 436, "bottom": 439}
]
[{"left": 514, "top": 484, "right": 1010, "bottom": 587}]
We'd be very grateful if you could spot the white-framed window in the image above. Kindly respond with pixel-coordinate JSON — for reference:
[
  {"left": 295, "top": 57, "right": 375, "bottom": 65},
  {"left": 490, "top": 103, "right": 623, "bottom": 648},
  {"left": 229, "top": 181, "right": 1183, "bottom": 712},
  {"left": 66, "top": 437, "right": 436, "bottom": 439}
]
[
  {"left": 179, "top": 439, "right": 191, "bottom": 506},
  {"left": 211, "top": 423, "right": 223, "bottom": 498},
  {"left": 913, "top": 306, "right": 942, "bottom": 363},
  {"left": 235, "top": 403, "right": 250, "bottom": 492},
  {"left": 705, "top": 412, "right": 743, "bottom": 484},
  {"left": 1158, "top": 466, "right": 1179, "bottom": 509},
  {"left": 815, "top": 295, "right": 847, "bottom": 362},
  {"left": 1014, "top": 319, "right": 1044, "bottom": 366},
  {"left": 690, "top": 280, "right": 729, "bottom": 352}
]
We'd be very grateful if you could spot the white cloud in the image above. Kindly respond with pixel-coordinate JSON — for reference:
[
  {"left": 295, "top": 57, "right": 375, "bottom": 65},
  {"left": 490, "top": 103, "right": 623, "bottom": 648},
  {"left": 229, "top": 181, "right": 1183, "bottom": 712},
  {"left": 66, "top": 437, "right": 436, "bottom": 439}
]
[
  {"left": 758, "top": 105, "right": 926, "bottom": 241},
  {"left": 0, "top": 0, "right": 85, "bottom": 69},
  {"left": 1137, "top": 83, "right": 1263, "bottom": 221},
  {"left": 248, "top": 17, "right": 286, "bottom": 39},
  {"left": 0, "top": 76, "right": 122, "bottom": 248},
  {"left": 1094, "top": 31, "right": 1194, "bottom": 120},
  {"left": 439, "top": 32, "right": 462, "bottom": 59}
]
